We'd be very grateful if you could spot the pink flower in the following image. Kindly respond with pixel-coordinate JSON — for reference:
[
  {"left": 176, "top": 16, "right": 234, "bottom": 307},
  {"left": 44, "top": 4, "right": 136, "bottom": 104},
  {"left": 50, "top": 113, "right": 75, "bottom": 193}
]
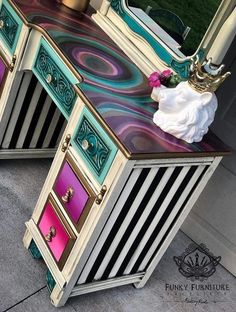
[
  {"left": 161, "top": 69, "right": 172, "bottom": 80},
  {"left": 148, "top": 72, "right": 161, "bottom": 88},
  {"left": 148, "top": 69, "right": 172, "bottom": 88}
]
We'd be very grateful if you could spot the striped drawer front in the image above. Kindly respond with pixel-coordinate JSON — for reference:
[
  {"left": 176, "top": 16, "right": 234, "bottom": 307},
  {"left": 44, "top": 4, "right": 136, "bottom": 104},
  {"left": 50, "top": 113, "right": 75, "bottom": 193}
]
[
  {"left": 38, "top": 196, "right": 76, "bottom": 270},
  {"left": 0, "top": 0, "right": 23, "bottom": 54},
  {"left": 33, "top": 38, "right": 78, "bottom": 119},
  {"left": 72, "top": 107, "right": 117, "bottom": 184}
]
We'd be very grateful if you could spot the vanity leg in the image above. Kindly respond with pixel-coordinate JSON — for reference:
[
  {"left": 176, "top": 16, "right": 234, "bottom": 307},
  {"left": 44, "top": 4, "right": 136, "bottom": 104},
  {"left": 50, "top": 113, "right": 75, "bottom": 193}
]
[
  {"left": 50, "top": 283, "right": 70, "bottom": 308},
  {"left": 23, "top": 228, "right": 42, "bottom": 259}
]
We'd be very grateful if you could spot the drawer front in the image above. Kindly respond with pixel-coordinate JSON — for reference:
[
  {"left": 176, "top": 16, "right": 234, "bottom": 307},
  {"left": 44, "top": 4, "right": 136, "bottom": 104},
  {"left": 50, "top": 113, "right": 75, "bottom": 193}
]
[
  {"left": 0, "top": 53, "right": 8, "bottom": 98},
  {"left": 33, "top": 39, "right": 77, "bottom": 119},
  {"left": 38, "top": 197, "right": 76, "bottom": 270},
  {"left": 72, "top": 107, "right": 117, "bottom": 184},
  {"left": 0, "top": 0, "right": 23, "bottom": 54},
  {"left": 54, "top": 155, "right": 95, "bottom": 231}
]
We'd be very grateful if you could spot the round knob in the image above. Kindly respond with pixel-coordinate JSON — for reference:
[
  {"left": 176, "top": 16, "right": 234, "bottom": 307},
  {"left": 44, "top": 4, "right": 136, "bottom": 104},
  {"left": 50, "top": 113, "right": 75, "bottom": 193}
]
[
  {"left": 62, "top": 186, "right": 74, "bottom": 203},
  {"left": 45, "top": 226, "right": 56, "bottom": 242},
  {"left": 81, "top": 139, "right": 92, "bottom": 151},
  {"left": 0, "top": 20, "right": 4, "bottom": 29},
  {"left": 46, "top": 74, "right": 53, "bottom": 84}
]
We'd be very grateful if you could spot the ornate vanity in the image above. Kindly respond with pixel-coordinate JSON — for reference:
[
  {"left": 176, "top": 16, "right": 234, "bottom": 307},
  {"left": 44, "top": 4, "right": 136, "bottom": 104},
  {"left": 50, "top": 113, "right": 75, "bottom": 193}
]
[{"left": 0, "top": 0, "right": 233, "bottom": 307}]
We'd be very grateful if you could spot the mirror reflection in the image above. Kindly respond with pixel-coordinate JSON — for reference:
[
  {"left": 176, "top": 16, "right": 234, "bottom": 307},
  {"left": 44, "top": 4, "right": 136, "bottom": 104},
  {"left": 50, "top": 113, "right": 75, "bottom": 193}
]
[{"left": 128, "top": 0, "right": 222, "bottom": 56}]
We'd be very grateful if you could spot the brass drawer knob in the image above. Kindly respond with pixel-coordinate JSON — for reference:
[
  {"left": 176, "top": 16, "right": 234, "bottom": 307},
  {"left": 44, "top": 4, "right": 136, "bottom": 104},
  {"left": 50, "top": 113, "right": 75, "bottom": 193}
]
[
  {"left": 9, "top": 55, "right": 17, "bottom": 72},
  {"left": 45, "top": 226, "right": 56, "bottom": 242},
  {"left": 61, "top": 134, "right": 71, "bottom": 152},
  {"left": 0, "top": 20, "right": 4, "bottom": 29},
  {"left": 95, "top": 185, "right": 107, "bottom": 205},
  {"left": 46, "top": 73, "right": 53, "bottom": 84},
  {"left": 81, "top": 139, "right": 93, "bottom": 151},
  {"left": 62, "top": 186, "right": 74, "bottom": 203}
]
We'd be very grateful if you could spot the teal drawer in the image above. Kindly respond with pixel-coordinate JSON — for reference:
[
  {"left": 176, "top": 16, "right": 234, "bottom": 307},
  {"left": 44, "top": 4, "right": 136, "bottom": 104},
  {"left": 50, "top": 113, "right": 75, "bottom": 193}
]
[
  {"left": 0, "top": 0, "right": 23, "bottom": 54},
  {"left": 72, "top": 107, "right": 117, "bottom": 184},
  {"left": 33, "top": 38, "right": 78, "bottom": 119}
]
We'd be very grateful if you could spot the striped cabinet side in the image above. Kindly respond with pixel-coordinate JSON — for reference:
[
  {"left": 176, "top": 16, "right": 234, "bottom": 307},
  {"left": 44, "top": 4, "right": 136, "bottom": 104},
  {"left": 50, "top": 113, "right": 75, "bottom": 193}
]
[{"left": 76, "top": 162, "right": 209, "bottom": 285}]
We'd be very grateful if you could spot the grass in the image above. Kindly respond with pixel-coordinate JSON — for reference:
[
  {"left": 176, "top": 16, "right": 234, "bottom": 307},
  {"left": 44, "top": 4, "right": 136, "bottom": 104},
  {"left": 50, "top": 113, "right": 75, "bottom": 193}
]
[{"left": 128, "top": 0, "right": 221, "bottom": 56}]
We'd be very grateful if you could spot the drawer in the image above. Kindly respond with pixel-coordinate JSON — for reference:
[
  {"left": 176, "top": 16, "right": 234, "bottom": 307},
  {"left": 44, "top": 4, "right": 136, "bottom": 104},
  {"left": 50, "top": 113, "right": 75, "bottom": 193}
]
[
  {"left": 54, "top": 154, "right": 96, "bottom": 231},
  {"left": 0, "top": 52, "right": 8, "bottom": 98},
  {"left": 72, "top": 106, "right": 117, "bottom": 184},
  {"left": 38, "top": 196, "right": 76, "bottom": 270},
  {"left": 0, "top": 0, "right": 23, "bottom": 54},
  {"left": 33, "top": 38, "right": 78, "bottom": 119}
]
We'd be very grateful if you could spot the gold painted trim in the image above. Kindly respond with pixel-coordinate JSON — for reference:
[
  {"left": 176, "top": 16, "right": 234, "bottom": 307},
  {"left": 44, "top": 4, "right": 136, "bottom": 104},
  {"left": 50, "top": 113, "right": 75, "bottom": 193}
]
[
  {"left": 53, "top": 152, "right": 96, "bottom": 233},
  {"left": 37, "top": 194, "right": 76, "bottom": 271}
]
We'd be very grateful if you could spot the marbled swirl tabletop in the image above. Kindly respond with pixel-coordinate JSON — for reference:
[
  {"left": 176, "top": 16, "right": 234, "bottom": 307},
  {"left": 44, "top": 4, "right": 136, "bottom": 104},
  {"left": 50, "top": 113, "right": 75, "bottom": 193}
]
[{"left": 11, "top": 0, "right": 229, "bottom": 158}]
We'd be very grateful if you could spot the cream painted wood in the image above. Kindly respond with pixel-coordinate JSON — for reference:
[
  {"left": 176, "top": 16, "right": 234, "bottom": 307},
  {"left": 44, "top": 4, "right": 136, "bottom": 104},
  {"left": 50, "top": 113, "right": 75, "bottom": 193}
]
[
  {"left": 70, "top": 273, "right": 144, "bottom": 297},
  {"left": 134, "top": 156, "right": 222, "bottom": 289},
  {"left": 134, "top": 157, "right": 214, "bottom": 167}
]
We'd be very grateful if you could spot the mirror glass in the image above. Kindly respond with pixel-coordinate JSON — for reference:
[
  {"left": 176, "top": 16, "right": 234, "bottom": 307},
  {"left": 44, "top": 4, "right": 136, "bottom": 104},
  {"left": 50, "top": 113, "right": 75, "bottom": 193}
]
[{"left": 127, "top": 0, "right": 222, "bottom": 57}]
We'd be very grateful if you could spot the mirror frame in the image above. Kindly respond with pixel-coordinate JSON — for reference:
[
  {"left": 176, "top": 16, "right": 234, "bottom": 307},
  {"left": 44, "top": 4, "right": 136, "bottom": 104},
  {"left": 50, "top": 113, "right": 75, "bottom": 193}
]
[{"left": 96, "top": 0, "right": 235, "bottom": 78}]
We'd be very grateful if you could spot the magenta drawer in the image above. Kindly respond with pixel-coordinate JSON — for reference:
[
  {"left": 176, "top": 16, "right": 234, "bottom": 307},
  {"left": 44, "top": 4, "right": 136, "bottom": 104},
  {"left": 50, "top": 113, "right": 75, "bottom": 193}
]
[
  {"left": 54, "top": 155, "right": 95, "bottom": 231},
  {"left": 0, "top": 54, "right": 8, "bottom": 98},
  {"left": 38, "top": 197, "right": 76, "bottom": 270}
]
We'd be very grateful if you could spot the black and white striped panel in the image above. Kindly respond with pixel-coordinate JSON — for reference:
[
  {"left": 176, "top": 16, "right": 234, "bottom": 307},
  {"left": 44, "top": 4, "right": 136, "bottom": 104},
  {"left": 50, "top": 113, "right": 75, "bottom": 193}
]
[
  {"left": 1, "top": 72, "right": 66, "bottom": 150},
  {"left": 77, "top": 164, "right": 209, "bottom": 284}
]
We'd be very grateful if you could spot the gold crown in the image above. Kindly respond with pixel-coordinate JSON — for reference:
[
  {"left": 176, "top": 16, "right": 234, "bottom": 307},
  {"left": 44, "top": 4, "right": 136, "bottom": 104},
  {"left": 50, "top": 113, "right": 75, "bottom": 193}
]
[{"left": 188, "top": 56, "right": 231, "bottom": 93}]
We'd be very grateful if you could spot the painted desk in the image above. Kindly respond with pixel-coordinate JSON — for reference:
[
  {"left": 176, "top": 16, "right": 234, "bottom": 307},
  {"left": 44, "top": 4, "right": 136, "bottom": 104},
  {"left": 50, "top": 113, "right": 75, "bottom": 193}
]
[{"left": 0, "top": 0, "right": 229, "bottom": 307}]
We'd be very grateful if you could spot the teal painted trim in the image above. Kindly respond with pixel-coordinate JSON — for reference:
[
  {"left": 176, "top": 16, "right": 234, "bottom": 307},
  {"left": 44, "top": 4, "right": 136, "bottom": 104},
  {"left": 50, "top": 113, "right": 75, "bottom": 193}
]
[
  {"left": 32, "top": 37, "right": 78, "bottom": 120},
  {"left": 46, "top": 269, "right": 56, "bottom": 293},
  {"left": 110, "top": 0, "right": 205, "bottom": 79},
  {"left": 0, "top": 0, "right": 23, "bottom": 54},
  {"left": 72, "top": 106, "right": 117, "bottom": 184},
  {"left": 28, "top": 240, "right": 42, "bottom": 259}
]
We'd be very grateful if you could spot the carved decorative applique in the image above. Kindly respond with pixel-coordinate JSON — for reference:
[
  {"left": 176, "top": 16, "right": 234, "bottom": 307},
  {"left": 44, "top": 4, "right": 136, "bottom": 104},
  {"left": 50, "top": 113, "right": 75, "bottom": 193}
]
[
  {"left": 0, "top": 5, "right": 18, "bottom": 48},
  {"left": 35, "top": 45, "right": 76, "bottom": 116},
  {"left": 75, "top": 116, "right": 111, "bottom": 176}
]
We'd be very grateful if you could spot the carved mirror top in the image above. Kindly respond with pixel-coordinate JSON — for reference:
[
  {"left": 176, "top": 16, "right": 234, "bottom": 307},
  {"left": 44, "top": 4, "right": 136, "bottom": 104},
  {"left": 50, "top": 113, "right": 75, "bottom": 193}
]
[{"left": 96, "top": 0, "right": 236, "bottom": 78}]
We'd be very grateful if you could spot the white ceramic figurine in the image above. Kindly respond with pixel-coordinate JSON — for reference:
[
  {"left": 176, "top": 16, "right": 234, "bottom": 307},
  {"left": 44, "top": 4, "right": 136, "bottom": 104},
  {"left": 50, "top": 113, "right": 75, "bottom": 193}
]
[{"left": 151, "top": 57, "right": 230, "bottom": 143}]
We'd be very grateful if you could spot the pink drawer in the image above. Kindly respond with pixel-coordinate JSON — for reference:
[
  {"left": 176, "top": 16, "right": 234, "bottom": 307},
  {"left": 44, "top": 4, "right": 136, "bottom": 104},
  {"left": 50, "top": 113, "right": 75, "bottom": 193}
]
[
  {"left": 38, "top": 197, "right": 76, "bottom": 270},
  {"left": 54, "top": 154, "right": 95, "bottom": 232}
]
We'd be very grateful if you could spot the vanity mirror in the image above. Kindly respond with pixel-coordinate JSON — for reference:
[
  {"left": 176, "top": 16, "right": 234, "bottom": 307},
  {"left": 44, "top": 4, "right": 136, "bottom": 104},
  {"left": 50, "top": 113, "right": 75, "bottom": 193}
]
[{"left": 93, "top": 0, "right": 236, "bottom": 77}]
